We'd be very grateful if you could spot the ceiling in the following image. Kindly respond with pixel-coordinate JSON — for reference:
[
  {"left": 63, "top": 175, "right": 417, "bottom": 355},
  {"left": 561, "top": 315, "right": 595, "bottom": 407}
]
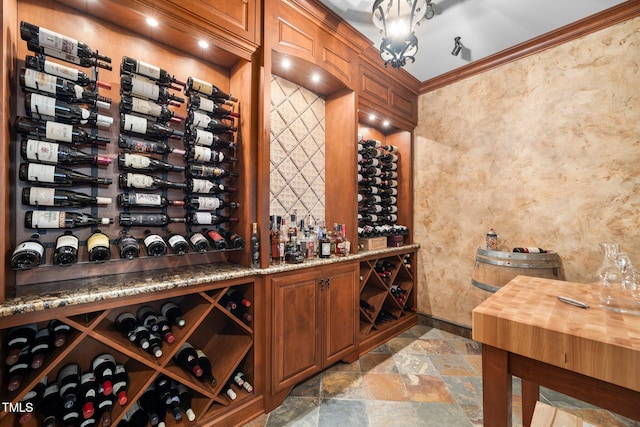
[{"left": 316, "top": 0, "right": 626, "bottom": 82}]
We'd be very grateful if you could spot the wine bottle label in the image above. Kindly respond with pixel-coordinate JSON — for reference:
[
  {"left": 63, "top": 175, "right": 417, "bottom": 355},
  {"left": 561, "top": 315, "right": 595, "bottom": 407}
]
[
  {"left": 123, "top": 114, "right": 148, "bottom": 134},
  {"left": 56, "top": 234, "right": 79, "bottom": 249},
  {"left": 30, "top": 211, "right": 64, "bottom": 228},
  {"left": 87, "top": 232, "right": 110, "bottom": 250},
  {"left": 194, "top": 212, "right": 212, "bottom": 224},
  {"left": 168, "top": 235, "right": 188, "bottom": 246},
  {"left": 193, "top": 129, "right": 214, "bottom": 146},
  {"left": 132, "top": 97, "right": 162, "bottom": 117},
  {"left": 197, "top": 96, "right": 214, "bottom": 112},
  {"left": 134, "top": 193, "right": 161, "bottom": 206},
  {"left": 27, "top": 163, "right": 56, "bottom": 183},
  {"left": 144, "top": 234, "right": 164, "bottom": 246},
  {"left": 44, "top": 60, "right": 79, "bottom": 81},
  {"left": 124, "top": 153, "right": 151, "bottom": 169},
  {"left": 38, "top": 27, "right": 78, "bottom": 56},
  {"left": 24, "top": 68, "right": 57, "bottom": 93},
  {"left": 45, "top": 121, "right": 73, "bottom": 142},
  {"left": 130, "top": 76, "right": 159, "bottom": 100},
  {"left": 196, "top": 197, "right": 221, "bottom": 210},
  {"left": 193, "top": 146, "right": 211, "bottom": 162},
  {"left": 190, "top": 233, "right": 207, "bottom": 246},
  {"left": 126, "top": 173, "right": 154, "bottom": 188},
  {"left": 30, "top": 93, "right": 57, "bottom": 117},
  {"left": 136, "top": 60, "right": 161, "bottom": 80},
  {"left": 190, "top": 77, "right": 213, "bottom": 96},
  {"left": 190, "top": 179, "right": 214, "bottom": 193},
  {"left": 191, "top": 111, "right": 211, "bottom": 128},
  {"left": 26, "top": 139, "right": 59, "bottom": 163}
]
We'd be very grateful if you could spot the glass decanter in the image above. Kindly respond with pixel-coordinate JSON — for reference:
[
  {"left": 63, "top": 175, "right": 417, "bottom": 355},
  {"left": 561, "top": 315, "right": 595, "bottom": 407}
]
[{"left": 594, "top": 242, "right": 640, "bottom": 314}]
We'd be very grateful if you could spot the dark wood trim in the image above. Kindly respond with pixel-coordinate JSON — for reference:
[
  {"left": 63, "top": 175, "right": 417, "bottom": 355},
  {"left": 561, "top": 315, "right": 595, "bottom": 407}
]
[{"left": 419, "top": 0, "right": 640, "bottom": 94}]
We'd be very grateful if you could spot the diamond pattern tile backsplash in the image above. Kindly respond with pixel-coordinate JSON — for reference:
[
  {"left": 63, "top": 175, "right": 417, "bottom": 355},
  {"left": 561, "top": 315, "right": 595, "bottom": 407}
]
[{"left": 270, "top": 75, "right": 325, "bottom": 222}]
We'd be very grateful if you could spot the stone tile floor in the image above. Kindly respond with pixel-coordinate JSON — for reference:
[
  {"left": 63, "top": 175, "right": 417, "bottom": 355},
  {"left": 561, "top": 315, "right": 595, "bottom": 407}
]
[{"left": 244, "top": 323, "right": 640, "bottom": 426}]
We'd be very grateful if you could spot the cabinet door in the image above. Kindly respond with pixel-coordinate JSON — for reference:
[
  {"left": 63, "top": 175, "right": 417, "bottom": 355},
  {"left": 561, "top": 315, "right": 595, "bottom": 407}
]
[
  {"left": 322, "top": 263, "right": 359, "bottom": 366},
  {"left": 271, "top": 270, "right": 322, "bottom": 393}
]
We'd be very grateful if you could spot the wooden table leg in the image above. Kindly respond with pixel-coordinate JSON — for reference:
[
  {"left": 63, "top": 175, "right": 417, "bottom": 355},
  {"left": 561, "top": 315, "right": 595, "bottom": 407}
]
[
  {"left": 521, "top": 379, "right": 539, "bottom": 427},
  {"left": 482, "top": 344, "right": 513, "bottom": 427}
]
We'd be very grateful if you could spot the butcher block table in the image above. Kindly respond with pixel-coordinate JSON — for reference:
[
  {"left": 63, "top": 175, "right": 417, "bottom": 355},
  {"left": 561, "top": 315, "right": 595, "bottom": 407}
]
[{"left": 472, "top": 275, "right": 640, "bottom": 427}]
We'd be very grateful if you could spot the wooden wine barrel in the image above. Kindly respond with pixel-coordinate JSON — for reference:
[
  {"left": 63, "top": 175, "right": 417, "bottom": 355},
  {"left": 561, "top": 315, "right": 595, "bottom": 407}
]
[{"left": 471, "top": 248, "right": 565, "bottom": 292}]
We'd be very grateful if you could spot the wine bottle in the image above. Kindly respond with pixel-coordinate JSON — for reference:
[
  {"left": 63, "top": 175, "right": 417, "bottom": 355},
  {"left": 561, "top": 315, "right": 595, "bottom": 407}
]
[
  {"left": 136, "top": 306, "right": 159, "bottom": 333},
  {"left": 25, "top": 55, "right": 111, "bottom": 88},
  {"left": 37, "top": 383, "right": 60, "bottom": 427},
  {"left": 121, "top": 402, "right": 147, "bottom": 427},
  {"left": 230, "top": 305, "right": 253, "bottom": 323},
  {"left": 112, "top": 364, "right": 129, "bottom": 405},
  {"left": 91, "top": 354, "right": 116, "bottom": 396},
  {"left": 146, "top": 333, "right": 163, "bottom": 358},
  {"left": 29, "top": 327, "right": 52, "bottom": 369},
  {"left": 232, "top": 372, "right": 253, "bottom": 393},
  {"left": 120, "top": 74, "right": 184, "bottom": 104},
  {"left": 176, "top": 383, "right": 196, "bottom": 422},
  {"left": 16, "top": 117, "right": 110, "bottom": 145},
  {"left": 87, "top": 230, "right": 112, "bottom": 262},
  {"left": 184, "top": 196, "right": 238, "bottom": 210},
  {"left": 7, "top": 346, "right": 31, "bottom": 392},
  {"left": 11, "top": 234, "right": 45, "bottom": 270},
  {"left": 188, "top": 95, "right": 237, "bottom": 115},
  {"left": 119, "top": 172, "right": 186, "bottom": 190},
  {"left": 153, "top": 374, "right": 172, "bottom": 407},
  {"left": 116, "top": 231, "right": 140, "bottom": 259},
  {"left": 117, "top": 152, "right": 185, "bottom": 173},
  {"left": 251, "top": 222, "right": 260, "bottom": 268},
  {"left": 25, "top": 93, "right": 113, "bottom": 127},
  {"left": 185, "top": 77, "right": 238, "bottom": 102},
  {"left": 186, "top": 146, "right": 237, "bottom": 164},
  {"left": 120, "top": 113, "right": 185, "bottom": 139},
  {"left": 187, "top": 178, "right": 236, "bottom": 195},
  {"left": 381, "top": 144, "right": 399, "bottom": 153},
  {"left": 187, "top": 212, "right": 238, "bottom": 227},
  {"left": 168, "top": 233, "right": 190, "bottom": 255},
  {"left": 25, "top": 210, "right": 112, "bottom": 229},
  {"left": 155, "top": 315, "right": 175, "bottom": 344},
  {"left": 120, "top": 95, "right": 185, "bottom": 123},
  {"left": 117, "top": 193, "right": 183, "bottom": 209},
  {"left": 53, "top": 230, "right": 79, "bottom": 265},
  {"left": 21, "top": 139, "right": 112, "bottom": 166},
  {"left": 219, "top": 228, "right": 245, "bottom": 249},
  {"left": 225, "top": 289, "right": 251, "bottom": 308},
  {"left": 78, "top": 372, "right": 98, "bottom": 419},
  {"left": 160, "top": 302, "right": 185, "bottom": 328},
  {"left": 95, "top": 388, "right": 115, "bottom": 426},
  {"left": 185, "top": 110, "right": 237, "bottom": 133},
  {"left": 130, "top": 325, "right": 151, "bottom": 350},
  {"left": 143, "top": 230, "right": 167, "bottom": 256},
  {"left": 23, "top": 187, "right": 111, "bottom": 208},
  {"left": 19, "top": 163, "right": 113, "bottom": 187},
  {"left": 119, "top": 213, "right": 186, "bottom": 227},
  {"left": 188, "top": 230, "right": 210, "bottom": 252},
  {"left": 19, "top": 376, "right": 47, "bottom": 424},
  {"left": 186, "top": 164, "right": 238, "bottom": 179},
  {"left": 4, "top": 323, "right": 37, "bottom": 365},
  {"left": 121, "top": 56, "right": 185, "bottom": 86},
  {"left": 195, "top": 349, "right": 217, "bottom": 386},
  {"left": 48, "top": 320, "right": 71, "bottom": 348},
  {"left": 119, "top": 135, "right": 185, "bottom": 156},
  {"left": 513, "top": 247, "right": 548, "bottom": 253},
  {"left": 224, "top": 383, "right": 237, "bottom": 400},
  {"left": 184, "top": 128, "right": 236, "bottom": 149},
  {"left": 164, "top": 383, "right": 182, "bottom": 422},
  {"left": 114, "top": 312, "right": 138, "bottom": 342},
  {"left": 58, "top": 363, "right": 81, "bottom": 408},
  {"left": 138, "top": 385, "right": 162, "bottom": 426},
  {"left": 20, "top": 68, "right": 112, "bottom": 109},
  {"left": 174, "top": 343, "right": 203, "bottom": 377}
]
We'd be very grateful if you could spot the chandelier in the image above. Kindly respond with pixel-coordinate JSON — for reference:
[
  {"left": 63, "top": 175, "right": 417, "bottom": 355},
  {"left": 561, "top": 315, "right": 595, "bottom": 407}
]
[{"left": 372, "top": 0, "right": 432, "bottom": 69}]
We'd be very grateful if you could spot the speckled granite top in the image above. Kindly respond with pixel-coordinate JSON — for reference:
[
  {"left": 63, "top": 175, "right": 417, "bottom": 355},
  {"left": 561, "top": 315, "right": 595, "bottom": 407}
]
[{"left": 0, "top": 244, "right": 419, "bottom": 318}]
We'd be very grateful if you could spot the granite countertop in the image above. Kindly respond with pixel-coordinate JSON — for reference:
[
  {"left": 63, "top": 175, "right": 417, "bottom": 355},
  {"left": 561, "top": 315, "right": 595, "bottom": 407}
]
[{"left": 0, "top": 244, "right": 419, "bottom": 319}]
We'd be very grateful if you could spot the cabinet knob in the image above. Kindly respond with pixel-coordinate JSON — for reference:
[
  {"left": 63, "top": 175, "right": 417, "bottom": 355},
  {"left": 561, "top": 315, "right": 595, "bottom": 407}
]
[{"left": 327, "top": 275, "right": 331, "bottom": 289}]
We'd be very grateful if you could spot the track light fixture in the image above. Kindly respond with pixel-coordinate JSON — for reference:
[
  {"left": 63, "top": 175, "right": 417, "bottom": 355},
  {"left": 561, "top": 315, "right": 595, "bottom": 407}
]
[{"left": 451, "top": 36, "right": 462, "bottom": 56}]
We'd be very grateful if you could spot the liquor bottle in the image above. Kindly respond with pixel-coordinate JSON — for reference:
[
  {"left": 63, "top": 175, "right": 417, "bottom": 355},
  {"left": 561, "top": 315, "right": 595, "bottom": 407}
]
[
  {"left": 513, "top": 247, "right": 548, "bottom": 253},
  {"left": 319, "top": 228, "right": 331, "bottom": 258},
  {"left": 188, "top": 230, "right": 210, "bottom": 252},
  {"left": 138, "top": 385, "right": 162, "bottom": 426},
  {"left": 130, "top": 325, "right": 151, "bottom": 350},
  {"left": 25, "top": 55, "right": 111, "bottom": 88},
  {"left": 185, "top": 146, "right": 237, "bottom": 164},
  {"left": 19, "top": 163, "right": 113, "bottom": 187},
  {"left": 116, "top": 231, "right": 141, "bottom": 259},
  {"left": 95, "top": 388, "right": 115, "bottom": 426},
  {"left": 188, "top": 95, "right": 237, "bottom": 116},
  {"left": 20, "top": 22, "right": 112, "bottom": 65},
  {"left": 53, "top": 230, "right": 79, "bottom": 265},
  {"left": 87, "top": 230, "right": 112, "bottom": 262},
  {"left": 117, "top": 152, "right": 185, "bottom": 173},
  {"left": 136, "top": 306, "right": 159, "bottom": 333},
  {"left": 23, "top": 187, "right": 111, "bottom": 207},
  {"left": 168, "top": 233, "right": 190, "bottom": 255},
  {"left": 145, "top": 333, "right": 163, "bottom": 358},
  {"left": 185, "top": 110, "right": 237, "bottom": 133},
  {"left": 251, "top": 222, "right": 260, "bottom": 267},
  {"left": 219, "top": 228, "right": 245, "bottom": 249},
  {"left": 25, "top": 93, "right": 113, "bottom": 127},
  {"left": 16, "top": 117, "right": 110, "bottom": 145},
  {"left": 184, "top": 196, "right": 238, "bottom": 210},
  {"left": 37, "top": 383, "right": 60, "bottom": 427},
  {"left": 187, "top": 178, "right": 236, "bottom": 195},
  {"left": 203, "top": 228, "right": 228, "bottom": 250},
  {"left": 119, "top": 172, "right": 187, "bottom": 190},
  {"left": 195, "top": 349, "right": 217, "bottom": 386},
  {"left": 176, "top": 383, "right": 196, "bottom": 422},
  {"left": 269, "top": 217, "right": 280, "bottom": 264},
  {"left": 120, "top": 74, "right": 184, "bottom": 104},
  {"left": 20, "top": 68, "right": 112, "bottom": 109},
  {"left": 174, "top": 343, "right": 203, "bottom": 377},
  {"left": 334, "top": 224, "right": 346, "bottom": 257},
  {"left": 160, "top": 302, "right": 185, "bottom": 328},
  {"left": 185, "top": 77, "right": 238, "bottom": 102},
  {"left": 78, "top": 371, "right": 98, "bottom": 419},
  {"left": 120, "top": 113, "right": 185, "bottom": 139},
  {"left": 279, "top": 218, "right": 288, "bottom": 263},
  {"left": 187, "top": 212, "right": 238, "bottom": 227},
  {"left": 25, "top": 210, "right": 113, "bottom": 229},
  {"left": 232, "top": 372, "right": 254, "bottom": 393},
  {"left": 119, "top": 95, "right": 184, "bottom": 122},
  {"left": 184, "top": 128, "right": 236, "bottom": 149},
  {"left": 6, "top": 346, "right": 31, "bottom": 392},
  {"left": 143, "top": 230, "right": 168, "bottom": 256},
  {"left": 91, "top": 354, "right": 116, "bottom": 396},
  {"left": 48, "top": 320, "right": 71, "bottom": 348},
  {"left": 119, "top": 213, "right": 186, "bottom": 227},
  {"left": 21, "top": 139, "right": 112, "bottom": 167},
  {"left": 121, "top": 56, "right": 185, "bottom": 86},
  {"left": 11, "top": 234, "right": 45, "bottom": 270},
  {"left": 30, "top": 327, "right": 52, "bottom": 369},
  {"left": 58, "top": 363, "right": 81, "bottom": 408},
  {"left": 19, "top": 376, "right": 47, "bottom": 424},
  {"left": 115, "top": 312, "right": 138, "bottom": 342},
  {"left": 155, "top": 315, "right": 175, "bottom": 343},
  {"left": 112, "top": 364, "right": 129, "bottom": 405},
  {"left": 119, "top": 135, "right": 186, "bottom": 156},
  {"left": 186, "top": 164, "right": 238, "bottom": 179}
]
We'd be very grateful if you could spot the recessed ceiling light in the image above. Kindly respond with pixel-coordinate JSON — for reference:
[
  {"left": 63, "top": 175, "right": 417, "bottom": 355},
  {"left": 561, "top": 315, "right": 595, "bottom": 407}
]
[
  {"left": 146, "top": 17, "right": 159, "bottom": 27},
  {"left": 369, "top": 113, "right": 376, "bottom": 121},
  {"left": 198, "top": 40, "right": 209, "bottom": 49},
  {"left": 282, "top": 58, "right": 291, "bottom": 69},
  {"left": 311, "top": 73, "right": 320, "bottom": 83},
  {"left": 382, "top": 120, "right": 390, "bottom": 127}
]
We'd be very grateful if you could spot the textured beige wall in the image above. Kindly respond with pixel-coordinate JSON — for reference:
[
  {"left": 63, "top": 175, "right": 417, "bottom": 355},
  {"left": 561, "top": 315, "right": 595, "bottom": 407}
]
[{"left": 414, "top": 17, "right": 640, "bottom": 327}]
